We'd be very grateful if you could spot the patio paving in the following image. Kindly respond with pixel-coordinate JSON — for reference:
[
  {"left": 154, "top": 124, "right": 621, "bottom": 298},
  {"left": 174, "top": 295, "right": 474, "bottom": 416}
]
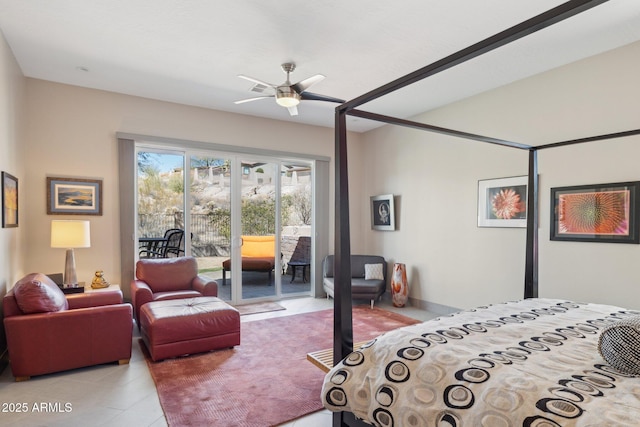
[{"left": 196, "top": 257, "right": 311, "bottom": 300}]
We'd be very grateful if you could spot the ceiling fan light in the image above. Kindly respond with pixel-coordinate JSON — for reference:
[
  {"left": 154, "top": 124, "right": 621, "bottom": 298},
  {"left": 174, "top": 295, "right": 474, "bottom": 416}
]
[
  {"left": 276, "top": 87, "right": 301, "bottom": 107},
  {"left": 276, "top": 96, "right": 300, "bottom": 107}
]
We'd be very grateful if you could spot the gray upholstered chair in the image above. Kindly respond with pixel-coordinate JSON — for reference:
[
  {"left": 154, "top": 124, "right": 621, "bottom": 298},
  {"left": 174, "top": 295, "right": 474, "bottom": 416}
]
[{"left": 322, "top": 255, "right": 386, "bottom": 308}]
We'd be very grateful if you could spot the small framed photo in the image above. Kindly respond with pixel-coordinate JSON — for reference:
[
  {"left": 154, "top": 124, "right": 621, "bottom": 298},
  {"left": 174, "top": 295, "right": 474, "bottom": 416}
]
[
  {"left": 478, "top": 176, "right": 528, "bottom": 228},
  {"left": 2, "top": 172, "right": 18, "bottom": 228},
  {"left": 371, "top": 194, "right": 395, "bottom": 231},
  {"left": 47, "top": 177, "right": 103, "bottom": 215},
  {"left": 550, "top": 181, "right": 640, "bottom": 244}
]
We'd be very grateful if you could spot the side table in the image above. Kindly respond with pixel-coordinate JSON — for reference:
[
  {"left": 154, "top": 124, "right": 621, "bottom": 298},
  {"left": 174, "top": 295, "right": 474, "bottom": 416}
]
[
  {"left": 85, "top": 283, "right": 121, "bottom": 293},
  {"left": 65, "top": 283, "right": 123, "bottom": 307}
]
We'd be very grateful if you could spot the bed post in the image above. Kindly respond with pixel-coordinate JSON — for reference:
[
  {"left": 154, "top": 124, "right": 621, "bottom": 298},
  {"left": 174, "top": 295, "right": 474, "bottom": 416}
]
[
  {"left": 333, "top": 108, "right": 353, "bottom": 427},
  {"left": 333, "top": 111, "right": 353, "bottom": 363},
  {"left": 524, "top": 148, "right": 539, "bottom": 298},
  {"left": 333, "top": 108, "right": 354, "bottom": 360}
]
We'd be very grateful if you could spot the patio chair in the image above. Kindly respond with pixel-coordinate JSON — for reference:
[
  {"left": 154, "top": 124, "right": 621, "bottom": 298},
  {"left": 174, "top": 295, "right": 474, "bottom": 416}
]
[{"left": 139, "top": 229, "right": 184, "bottom": 258}]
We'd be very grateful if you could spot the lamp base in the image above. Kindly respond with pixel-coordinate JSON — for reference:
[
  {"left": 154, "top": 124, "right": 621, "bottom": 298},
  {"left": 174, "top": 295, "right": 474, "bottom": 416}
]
[{"left": 63, "top": 248, "right": 78, "bottom": 287}]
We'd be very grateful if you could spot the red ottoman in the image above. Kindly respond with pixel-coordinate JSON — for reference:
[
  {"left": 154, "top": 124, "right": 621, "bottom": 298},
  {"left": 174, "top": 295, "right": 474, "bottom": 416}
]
[{"left": 140, "top": 297, "right": 240, "bottom": 361}]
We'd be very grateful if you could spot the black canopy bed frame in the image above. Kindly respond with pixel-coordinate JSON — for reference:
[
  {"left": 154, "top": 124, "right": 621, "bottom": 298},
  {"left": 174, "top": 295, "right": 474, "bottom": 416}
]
[{"left": 330, "top": 1, "right": 640, "bottom": 425}]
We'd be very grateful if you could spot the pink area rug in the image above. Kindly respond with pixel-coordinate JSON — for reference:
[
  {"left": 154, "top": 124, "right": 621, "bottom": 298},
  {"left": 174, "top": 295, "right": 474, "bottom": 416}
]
[{"left": 144, "top": 305, "right": 420, "bottom": 426}]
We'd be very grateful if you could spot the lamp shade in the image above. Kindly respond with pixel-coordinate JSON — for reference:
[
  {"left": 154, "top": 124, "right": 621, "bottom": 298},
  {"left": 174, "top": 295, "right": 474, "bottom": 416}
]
[{"left": 51, "top": 220, "right": 91, "bottom": 248}]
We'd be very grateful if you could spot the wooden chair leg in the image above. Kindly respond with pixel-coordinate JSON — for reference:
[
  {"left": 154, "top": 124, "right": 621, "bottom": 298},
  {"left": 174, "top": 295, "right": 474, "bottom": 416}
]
[
  {"left": 118, "top": 359, "right": 130, "bottom": 365},
  {"left": 15, "top": 376, "right": 30, "bottom": 382}
]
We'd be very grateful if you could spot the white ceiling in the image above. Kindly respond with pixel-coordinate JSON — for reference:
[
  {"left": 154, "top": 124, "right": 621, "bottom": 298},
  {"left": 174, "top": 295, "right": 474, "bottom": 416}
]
[{"left": 1, "top": 1, "right": 639, "bottom": 133}]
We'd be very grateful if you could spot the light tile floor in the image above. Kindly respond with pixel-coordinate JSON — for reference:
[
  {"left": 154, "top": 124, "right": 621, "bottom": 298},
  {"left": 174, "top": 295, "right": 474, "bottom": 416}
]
[{"left": 0, "top": 296, "right": 437, "bottom": 427}]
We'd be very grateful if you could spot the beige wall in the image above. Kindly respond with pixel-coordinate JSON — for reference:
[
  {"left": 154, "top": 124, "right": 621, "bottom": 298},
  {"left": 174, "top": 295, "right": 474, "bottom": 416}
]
[
  {"left": 360, "top": 40, "right": 640, "bottom": 311},
  {"left": 7, "top": 31, "right": 640, "bottom": 313},
  {"left": 0, "top": 32, "right": 26, "bottom": 296},
  {"left": 23, "top": 80, "right": 363, "bottom": 292},
  {"left": 0, "top": 31, "right": 26, "bottom": 357}
]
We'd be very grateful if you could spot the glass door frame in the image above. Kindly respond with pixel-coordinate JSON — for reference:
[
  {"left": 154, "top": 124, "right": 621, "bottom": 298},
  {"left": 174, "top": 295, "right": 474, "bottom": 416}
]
[
  {"left": 135, "top": 146, "right": 188, "bottom": 257},
  {"left": 230, "top": 156, "right": 281, "bottom": 303},
  {"left": 134, "top": 143, "right": 315, "bottom": 305},
  {"left": 119, "top": 134, "right": 331, "bottom": 304}
]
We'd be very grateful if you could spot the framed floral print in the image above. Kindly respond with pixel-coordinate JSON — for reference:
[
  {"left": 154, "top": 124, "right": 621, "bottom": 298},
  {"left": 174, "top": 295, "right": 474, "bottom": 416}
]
[{"left": 478, "top": 176, "right": 527, "bottom": 228}]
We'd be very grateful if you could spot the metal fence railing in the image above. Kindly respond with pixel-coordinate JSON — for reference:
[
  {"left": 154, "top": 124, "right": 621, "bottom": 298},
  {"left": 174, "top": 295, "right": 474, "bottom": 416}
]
[{"left": 138, "top": 213, "right": 276, "bottom": 257}]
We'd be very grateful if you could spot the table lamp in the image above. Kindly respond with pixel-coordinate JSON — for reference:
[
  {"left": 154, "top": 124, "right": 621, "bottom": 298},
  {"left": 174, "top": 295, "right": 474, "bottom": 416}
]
[{"left": 50, "top": 220, "right": 91, "bottom": 287}]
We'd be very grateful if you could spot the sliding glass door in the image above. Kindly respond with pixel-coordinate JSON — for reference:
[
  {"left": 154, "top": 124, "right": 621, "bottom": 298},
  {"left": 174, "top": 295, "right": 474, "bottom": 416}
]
[
  {"left": 137, "top": 150, "right": 185, "bottom": 259},
  {"left": 136, "top": 146, "right": 314, "bottom": 305},
  {"left": 238, "top": 160, "right": 278, "bottom": 300},
  {"left": 281, "top": 161, "right": 312, "bottom": 296},
  {"left": 188, "top": 154, "right": 232, "bottom": 301}
]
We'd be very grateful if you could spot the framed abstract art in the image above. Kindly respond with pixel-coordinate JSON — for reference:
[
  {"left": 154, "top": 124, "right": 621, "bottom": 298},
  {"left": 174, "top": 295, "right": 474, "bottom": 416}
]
[
  {"left": 2, "top": 171, "right": 18, "bottom": 228},
  {"left": 550, "top": 181, "right": 640, "bottom": 243}
]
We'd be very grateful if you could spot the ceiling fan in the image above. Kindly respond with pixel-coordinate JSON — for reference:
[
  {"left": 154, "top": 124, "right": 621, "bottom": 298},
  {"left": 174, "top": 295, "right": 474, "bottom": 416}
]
[{"left": 234, "top": 62, "right": 345, "bottom": 116}]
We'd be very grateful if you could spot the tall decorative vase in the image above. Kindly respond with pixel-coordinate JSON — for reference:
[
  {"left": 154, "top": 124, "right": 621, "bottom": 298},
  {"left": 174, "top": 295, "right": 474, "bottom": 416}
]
[{"left": 391, "top": 263, "right": 408, "bottom": 307}]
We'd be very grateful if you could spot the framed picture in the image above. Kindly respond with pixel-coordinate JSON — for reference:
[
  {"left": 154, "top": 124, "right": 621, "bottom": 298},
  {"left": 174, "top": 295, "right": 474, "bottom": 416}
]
[
  {"left": 2, "top": 172, "right": 18, "bottom": 228},
  {"left": 478, "top": 176, "right": 527, "bottom": 228},
  {"left": 47, "top": 177, "right": 103, "bottom": 215},
  {"left": 371, "top": 194, "right": 395, "bottom": 231},
  {"left": 550, "top": 181, "right": 640, "bottom": 244}
]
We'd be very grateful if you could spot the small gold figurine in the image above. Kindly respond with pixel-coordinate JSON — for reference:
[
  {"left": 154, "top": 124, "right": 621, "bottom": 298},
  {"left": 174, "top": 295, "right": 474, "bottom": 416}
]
[{"left": 91, "top": 270, "right": 110, "bottom": 289}]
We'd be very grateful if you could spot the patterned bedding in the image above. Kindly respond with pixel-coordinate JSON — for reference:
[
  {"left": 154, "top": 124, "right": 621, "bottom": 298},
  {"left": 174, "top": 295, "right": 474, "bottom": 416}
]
[{"left": 322, "top": 298, "right": 640, "bottom": 426}]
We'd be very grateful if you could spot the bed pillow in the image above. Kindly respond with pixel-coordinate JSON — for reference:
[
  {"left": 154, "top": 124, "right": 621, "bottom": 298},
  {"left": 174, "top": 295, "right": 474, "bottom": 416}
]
[
  {"left": 598, "top": 316, "right": 640, "bottom": 375},
  {"left": 13, "top": 273, "right": 69, "bottom": 314},
  {"left": 364, "top": 263, "right": 384, "bottom": 281}
]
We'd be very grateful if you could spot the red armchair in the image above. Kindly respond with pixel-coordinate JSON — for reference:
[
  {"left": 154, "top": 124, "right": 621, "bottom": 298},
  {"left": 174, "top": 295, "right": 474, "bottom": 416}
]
[
  {"left": 3, "top": 273, "right": 133, "bottom": 381},
  {"left": 131, "top": 256, "right": 218, "bottom": 322}
]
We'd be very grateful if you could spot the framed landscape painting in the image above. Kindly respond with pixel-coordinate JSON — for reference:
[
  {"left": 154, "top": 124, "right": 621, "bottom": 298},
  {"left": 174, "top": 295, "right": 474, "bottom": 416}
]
[
  {"left": 551, "top": 181, "right": 640, "bottom": 243},
  {"left": 2, "top": 171, "right": 18, "bottom": 228},
  {"left": 47, "top": 177, "right": 103, "bottom": 215},
  {"left": 477, "top": 176, "right": 527, "bottom": 228}
]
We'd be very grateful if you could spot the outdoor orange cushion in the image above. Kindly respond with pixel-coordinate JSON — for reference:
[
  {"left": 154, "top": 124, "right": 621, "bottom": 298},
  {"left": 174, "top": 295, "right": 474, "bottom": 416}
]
[{"left": 241, "top": 235, "right": 275, "bottom": 258}]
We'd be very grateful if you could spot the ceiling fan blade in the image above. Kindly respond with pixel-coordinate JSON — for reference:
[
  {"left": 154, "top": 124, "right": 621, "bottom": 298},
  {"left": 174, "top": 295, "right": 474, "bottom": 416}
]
[
  {"left": 237, "top": 75, "right": 277, "bottom": 89},
  {"left": 292, "top": 74, "right": 325, "bottom": 93},
  {"left": 300, "top": 92, "right": 345, "bottom": 104},
  {"left": 234, "top": 95, "right": 274, "bottom": 104},
  {"left": 287, "top": 105, "right": 298, "bottom": 116}
]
